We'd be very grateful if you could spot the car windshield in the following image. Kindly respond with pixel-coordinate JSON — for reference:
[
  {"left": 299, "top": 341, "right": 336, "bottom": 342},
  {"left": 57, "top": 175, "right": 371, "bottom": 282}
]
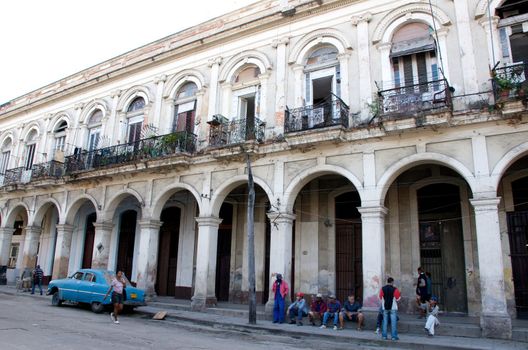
[{"left": 103, "top": 271, "right": 132, "bottom": 286}]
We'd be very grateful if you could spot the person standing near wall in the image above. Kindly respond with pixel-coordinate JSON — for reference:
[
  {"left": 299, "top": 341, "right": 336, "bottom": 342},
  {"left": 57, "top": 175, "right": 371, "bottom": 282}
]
[
  {"left": 379, "top": 277, "right": 401, "bottom": 341},
  {"left": 31, "top": 265, "right": 43, "bottom": 295},
  {"left": 272, "top": 273, "right": 289, "bottom": 324}
]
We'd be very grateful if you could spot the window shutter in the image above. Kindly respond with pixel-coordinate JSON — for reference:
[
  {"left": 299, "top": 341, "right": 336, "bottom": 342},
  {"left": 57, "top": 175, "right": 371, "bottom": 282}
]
[{"left": 416, "top": 52, "right": 428, "bottom": 92}]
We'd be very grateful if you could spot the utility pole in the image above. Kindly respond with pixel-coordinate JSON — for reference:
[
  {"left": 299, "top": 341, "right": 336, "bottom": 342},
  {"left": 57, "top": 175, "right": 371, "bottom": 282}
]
[{"left": 246, "top": 153, "right": 257, "bottom": 324}]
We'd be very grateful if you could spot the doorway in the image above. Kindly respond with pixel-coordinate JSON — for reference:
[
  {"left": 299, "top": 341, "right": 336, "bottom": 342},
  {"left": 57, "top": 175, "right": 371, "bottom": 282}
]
[
  {"left": 335, "top": 191, "right": 362, "bottom": 304},
  {"left": 156, "top": 207, "right": 181, "bottom": 297},
  {"left": 417, "top": 184, "right": 467, "bottom": 313},
  {"left": 116, "top": 210, "right": 137, "bottom": 280},
  {"left": 216, "top": 203, "right": 233, "bottom": 302},
  {"left": 82, "top": 213, "right": 96, "bottom": 268}
]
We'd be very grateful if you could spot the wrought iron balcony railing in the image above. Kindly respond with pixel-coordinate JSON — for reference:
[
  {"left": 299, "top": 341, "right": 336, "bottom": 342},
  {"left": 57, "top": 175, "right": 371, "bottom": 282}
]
[
  {"left": 285, "top": 100, "right": 349, "bottom": 133},
  {"left": 31, "top": 160, "right": 64, "bottom": 181},
  {"left": 492, "top": 62, "right": 528, "bottom": 102},
  {"left": 208, "top": 116, "right": 265, "bottom": 147},
  {"left": 64, "top": 131, "right": 196, "bottom": 174},
  {"left": 377, "top": 79, "right": 452, "bottom": 118},
  {"left": 2, "top": 167, "right": 24, "bottom": 186}
]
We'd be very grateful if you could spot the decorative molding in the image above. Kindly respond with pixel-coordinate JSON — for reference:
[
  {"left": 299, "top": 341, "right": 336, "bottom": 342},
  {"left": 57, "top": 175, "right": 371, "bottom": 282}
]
[
  {"left": 351, "top": 12, "right": 372, "bottom": 26},
  {"left": 207, "top": 57, "right": 223, "bottom": 68},
  {"left": 288, "top": 27, "right": 352, "bottom": 64}
]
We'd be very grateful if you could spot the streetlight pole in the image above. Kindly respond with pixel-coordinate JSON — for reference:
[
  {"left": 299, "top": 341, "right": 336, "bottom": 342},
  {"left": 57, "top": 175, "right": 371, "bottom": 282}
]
[{"left": 246, "top": 153, "right": 257, "bottom": 324}]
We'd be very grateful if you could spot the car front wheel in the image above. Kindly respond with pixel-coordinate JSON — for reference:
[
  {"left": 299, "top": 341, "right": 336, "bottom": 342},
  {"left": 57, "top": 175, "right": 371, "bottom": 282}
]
[
  {"left": 91, "top": 301, "right": 104, "bottom": 314},
  {"left": 51, "top": 291, "right": 63, "bottom": 306}
]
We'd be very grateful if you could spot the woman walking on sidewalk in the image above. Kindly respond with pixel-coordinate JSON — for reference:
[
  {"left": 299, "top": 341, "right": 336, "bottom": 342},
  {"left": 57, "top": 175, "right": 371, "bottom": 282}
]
[{"left": 104, "top": 271, "right": 127, "bottom": 324}]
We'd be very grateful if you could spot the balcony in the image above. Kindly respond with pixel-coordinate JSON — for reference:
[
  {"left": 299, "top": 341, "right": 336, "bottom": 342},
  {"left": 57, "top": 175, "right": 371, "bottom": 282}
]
[
  {"left": 377, "top": 79, "right": 452, "bottom": 119},
  {"left": 2, "top": 167, "right": 24, "bottom": 186},
  {"left": 284, "top": 99, "right": 349, "bottom": 133},
  {"left": 208, "top": 115, "right": 265, "bottom": 147},
  {"left": 31, "top": 160, "right": 64, "bottom": 181},
  {"left": 493, "top": 63, "right": 527, "bottom": 103},
  {"left": 64, "top": 131, "right": 196, "bottom": 174}
]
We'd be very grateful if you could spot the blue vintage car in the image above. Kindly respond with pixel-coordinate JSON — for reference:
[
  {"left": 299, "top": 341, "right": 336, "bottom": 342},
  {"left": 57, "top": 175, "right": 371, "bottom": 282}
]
[{"left": 47, "top": 269, "right": 146, "bottom": 313}]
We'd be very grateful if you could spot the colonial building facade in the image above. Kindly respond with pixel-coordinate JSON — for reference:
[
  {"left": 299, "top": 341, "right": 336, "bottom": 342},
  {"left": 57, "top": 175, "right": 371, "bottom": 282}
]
[{"left": 0, "top": 0, "right": 526, "bottom": 339}]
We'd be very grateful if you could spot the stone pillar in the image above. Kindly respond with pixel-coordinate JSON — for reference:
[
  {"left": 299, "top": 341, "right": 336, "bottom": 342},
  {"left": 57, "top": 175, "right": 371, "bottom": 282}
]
[
  {"left": 152, "top": 75, "right": 167, "bottom": 130},
  {"left": 265, "top": 212, "right": 295, "bottom": 313},
  {"left": 470, "top": 198, "right": 512, "bottom": 339},
  {"left": 436, "top": 28, "right": 451, "bottom": 83},
  {"left": 337, "top": 53, "right": 351, "bottom": 105},
  {"left": 220, "top": 82, "right": 232, "bottom": 117},
  {"left": 108, "top": 90, "right": 121, "bottom": 144},
  {"left": 0, "top": 227, "right": 14, "bottom": 266},
  {"left": 21, "top": 226, "right": 42, "bottom": 270},
  {"left": 91, "top": 223, "right": 114, "bottom": 269},
  {"left": 357, "top": 206, "right": 388, "bottom": 310},
  {"left": 452, "top": 0, "right": 479, "bottom": 94},
  {"left": 292, "top": 64, "right": 304, "bottom": 107},
  {"left": 479, "top": 16, "right": 501, "bottom": 71},
  {"left": 191, "top": 216, "right": 222, "bottom": 310},
  {"left": 377, "top": 43, "right": 392, "bottom": 90},
  {"left": 352, "top": 13, "right": 372, "bottom": 119},
  {"left": 52, "top": 224, "right": 74, "bottom": 279},
  {"left": 258, "top": 73, "right": 270, "bottom": 124},
  {"left": 207, "top": 57, "right": 222, "bottom": 119},
  {"left": 135, "top": 220, "right": 162, "bottom": 298},
  {"left": 272, "top": 37, "right": 289, "bottom": 134}
]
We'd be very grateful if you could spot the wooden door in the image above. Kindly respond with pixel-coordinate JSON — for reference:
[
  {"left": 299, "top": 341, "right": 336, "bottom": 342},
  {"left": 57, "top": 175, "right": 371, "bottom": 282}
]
[
  {"left": 335, "top": 222, "right": 362, "bottom": 304},
  {"left": 156, "top": 207, "right": 181, "bottom": 296},
  {"left": 215, "top": 228, "right": 232, "bottom": 301},
  {"left": 82, "top": 213, "right": 96, "bottom": 268},
  {"left": 507, "top": 211, "right": 528, "bottom": 319},
  {"left": 117, "top": 210, "right": 137, "bottom": 280}
]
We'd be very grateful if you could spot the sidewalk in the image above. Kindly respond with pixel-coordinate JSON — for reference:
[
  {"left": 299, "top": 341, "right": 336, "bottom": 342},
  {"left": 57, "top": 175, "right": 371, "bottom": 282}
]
[{"left": 0, "top": 285, "right": 525, "bottom": 350}]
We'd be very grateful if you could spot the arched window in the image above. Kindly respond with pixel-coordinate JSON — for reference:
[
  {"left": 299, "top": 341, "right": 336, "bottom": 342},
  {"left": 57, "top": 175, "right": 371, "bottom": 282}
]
[
  {"left": 390, "top": 23, "right": 438, "bottom": 89},
  {"left": 304, "top": 45, "right": 339, "bottom": 106},
  {"left": 87, "top": 109, "right": 103, "bottom": 151},
  {"left": 53, "top": 120, "right": 68, "bottom": 153},
  {"left": 173, "top": 82, "right": 197, "bottom": 134},
  {"left": 25, "top": 130, "right": 38, "bottom": 170},
  {"left": 497, "top": 0, "right": 528, "bottom": 65},
  {"left": 126, "top": 97, "right": 145, "bottom": 143},
  {"left": 232, "top": 65, "right": 261, "bottom": 121},
  {"left": 0, "top": 138, "right": 12, "bottom": 174}
]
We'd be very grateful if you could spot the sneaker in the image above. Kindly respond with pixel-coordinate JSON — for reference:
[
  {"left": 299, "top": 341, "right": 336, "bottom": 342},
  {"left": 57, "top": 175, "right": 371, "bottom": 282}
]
[
  {"left": 289, "top": 320, "right": 296, "bottom": 325},
  {"left": 382, "top": 337, "right": 388, "bottom": 340},
  {"left": 333, "top": 325, "right": 338, "bottom": 330},
  {"left": 311, "top": 321, "right": 316, "bottom": 326},
  {"left": 320, "top": 325, "right": 327, "bottom": 329},
  {"left": 114, "top": 320, "right": 120, "bottom": 324},
  {"left": 392, "top": 337, "right": 400, "bottom": 341},
  {"left": 110, "top": 313, "right": 115, "bottom": 322},
  {"left": 338, "top": 326, "right": 344, "bottom": 330},
  {"left": 375, "top": 327, "right": 380, "bottom": 335},
  {"left": 297, "top": 321, "right": 303, "bottom": 326},
  {"left": 428, "top": 333, "right": 434, "bottom": 337}
]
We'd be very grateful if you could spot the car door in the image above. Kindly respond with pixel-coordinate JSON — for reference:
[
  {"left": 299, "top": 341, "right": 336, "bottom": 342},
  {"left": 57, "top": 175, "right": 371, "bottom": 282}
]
[
  {"left": 91, "top": 272, "right": 111, "bottom": 304},
  {"left": 62, "top": 271, "right": 84, "bottom": 301},
  {"left": 77, "top": 272, "right": 96, "bottom": 303}
]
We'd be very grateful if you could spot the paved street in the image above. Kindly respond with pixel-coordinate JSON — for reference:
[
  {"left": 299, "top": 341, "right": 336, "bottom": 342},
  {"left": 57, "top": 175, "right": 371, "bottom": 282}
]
[{"left": 0, "top": 294, "right": 384, "bottom": 350}]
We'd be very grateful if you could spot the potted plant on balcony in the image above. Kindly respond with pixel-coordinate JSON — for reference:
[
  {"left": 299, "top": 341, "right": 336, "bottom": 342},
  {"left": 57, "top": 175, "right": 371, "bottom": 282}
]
[
  {"left": 160, "top": 133, "right": 184, "bottom": 154},
  {"left": 494, "top": 75, "right": 515, "bottom": 100}
]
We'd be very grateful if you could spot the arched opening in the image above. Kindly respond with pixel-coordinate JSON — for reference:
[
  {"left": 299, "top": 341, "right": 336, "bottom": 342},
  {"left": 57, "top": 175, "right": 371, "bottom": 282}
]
[
  {"left": 82, "top": 212, "right": 96, "bottom": 268},
  {"left": 173, "top": 82, "right": 197, "bottom": 135},
  {"left": 383, "top": 164, "right": 474, "bottom": 314},
  {"left": 498, "top": 154, "right": 528, "bottom": 319},
  {"left": 53, "top": 120, "right": 68, "bottom": 161},
  {"left": 126, "top": 97, "right": 146, "bottom": 144},
  {"left": 496, "top": 0, "right": 528, "bottom": 65},
  {"left": 0, "top": 137, "right": 12, "bottom": 175},
  {"left": 156, "top": 207, "right": 181, "bottom": 297},
  {"left": 87, "top": 109, "right": 103, "bottom": 152},
  {"left": 66, "top": 198, "right": 97, "bottom": 272},
  {"left": 117, "top": 210, "right": 137, "bottom": 281},
  {"left": 37, "top": 204, "right": 59, "bottom": 283},
  {"left": 214, "top": 183, "right": 271, "bottom": 304},
  {"left": 290, "top": 174, "right": 362, "bottom": 304}
]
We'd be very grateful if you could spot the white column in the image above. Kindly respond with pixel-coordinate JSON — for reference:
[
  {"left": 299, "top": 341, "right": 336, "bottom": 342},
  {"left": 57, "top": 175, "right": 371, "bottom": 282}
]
[
  {"left": 357, "top": 206, "right": 388, "bottom": 310},
  {"left": 452, "top": 0, "right": 479, "bottom": 94},
  {"left": 292, "top": 64, "right": 304, "bottom": 107},
  {"left": 135, "top": 220, "right": 162, "bottom": 297},
  {"left": 51, "top": 224, "right": 74, "bottom": 279},
  {"left": 377, "top": 43, "right": 392, "bottom": 90},
  {"left": 265, "top": 212, "right": 295, "bottom": 312},
  {"left": 207, "top": 57, "right": 222, "bottom": 119},
  {"left": 436, "top": 29, "right": 451, "bottom": 83},
  {"left": 72, "top": 103, "right": 85, "bottom": 150},
  {"left": 21, "top": 226, "right": 42, "bottom": 270},
  {"left": 258, "top": 73, "right": 270, "bottom": 124},
  {"left": 220, "top": 82, "right": 232, "bottom": 117},
  {"left": 272, "top": 37, "right": 289, "bottom": 134},
  {"left": 337, "top": 53, "right": 351, "bottom": 105},
  {"left": 352, "top": 13, "right": 372, "bottom": 118},
  {"left": 192, "top": 216, "right": 222, "bottom": 310},
  {"left": 479, "top": 16, "right": 501, "bottom": 70},
  {"left": 108, "top": 90, "right": 121, "bottom": 144},
  {"left": 470, "top": 198, "right": 512, "bottom": 339},
  {"left": 195, "top": 89, "right": 207, "bottom": 147},
  {"left": 91, "top": 223, "right": 114, "bottom": 269},
  {"left": 152, "top": 75, "right": 167, "bottom": 131},
  {"left": 0, "top": 227, "right": 14, "bottom": 266}
]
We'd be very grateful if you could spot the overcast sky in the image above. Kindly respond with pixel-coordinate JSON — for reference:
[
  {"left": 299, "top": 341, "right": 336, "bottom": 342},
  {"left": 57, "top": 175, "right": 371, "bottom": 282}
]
[{"left": 0, "top": 0, "right": 256, "bottom": 104}]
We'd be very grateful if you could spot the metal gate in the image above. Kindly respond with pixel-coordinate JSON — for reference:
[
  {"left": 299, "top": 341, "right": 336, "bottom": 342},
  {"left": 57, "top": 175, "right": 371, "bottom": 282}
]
[
  {"left": 335, "top": 222, "right": 362, "bottom": 304},
  {"left": 507, "top": 212, "right": 528, "bottom": 319}
]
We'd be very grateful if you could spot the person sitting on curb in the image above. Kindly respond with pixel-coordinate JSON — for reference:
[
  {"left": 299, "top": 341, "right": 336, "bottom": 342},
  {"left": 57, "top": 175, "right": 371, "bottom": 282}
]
[
  {"left": 308, "top": 293, "right": 327, "bottom": 326},
  {"left": 425, "top": 296, "right": 440, "bottom": 336},
  {"left": 339, "top": 294, "right": 364, "bottom": 330},
  {"left": 320, "top": 295, "right": 341, "bottom": 330},
  {"left": 288, "top": 292, "right": 308, "bottom": 326},
  {"left": 271, "top": 273, "right": 289, "bottom": 324}
]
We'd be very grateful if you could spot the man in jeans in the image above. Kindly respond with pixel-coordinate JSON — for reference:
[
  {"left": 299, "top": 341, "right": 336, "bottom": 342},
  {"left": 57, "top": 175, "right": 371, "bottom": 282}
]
[
  {"left": 379, "top": 277, "right": 401, "bottom": 341},
  {"left": 320, "top": 295, "right": 341, "bottom": 330},
  {"left": 31, "top": 265, "right": 43, "bottom": 295},
  {"left": 288, "top": 292, "right": 308, "bottom": 326}
]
